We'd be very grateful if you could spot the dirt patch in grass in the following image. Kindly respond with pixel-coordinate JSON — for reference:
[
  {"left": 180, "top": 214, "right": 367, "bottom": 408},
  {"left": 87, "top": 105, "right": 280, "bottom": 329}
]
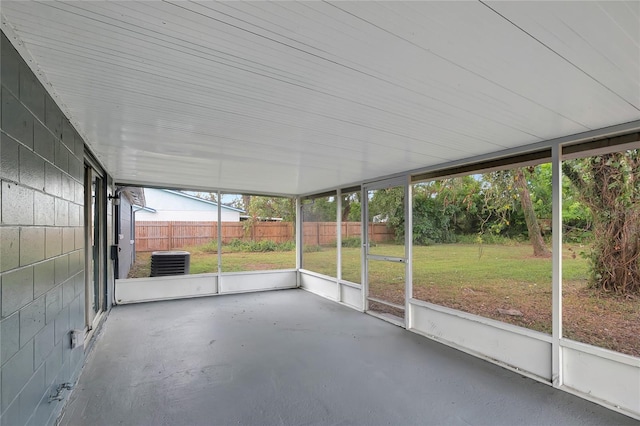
[
  {"left": 563, "top": 281, "right": 640, "bottom": 357},
  {"left": 411, "top": 283, "right": 638, "bottom": 357},
  {"left": 127, "top": 252, "right": 151, "bottom": 278}
]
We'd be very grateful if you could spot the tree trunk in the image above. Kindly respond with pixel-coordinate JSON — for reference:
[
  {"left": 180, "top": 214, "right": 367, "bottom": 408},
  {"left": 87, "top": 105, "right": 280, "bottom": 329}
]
[
  {"left": 563, "top": 151, "right": 640, "bottom": 294},
  {"left": 514, "top": 168, "right": 551, "bottom": 257},
  {"left": 342, "top": 199, "right": 351, "bottom": 222},
  {"left": 242, "top": 195, "right": 253, "bottom": 240}
]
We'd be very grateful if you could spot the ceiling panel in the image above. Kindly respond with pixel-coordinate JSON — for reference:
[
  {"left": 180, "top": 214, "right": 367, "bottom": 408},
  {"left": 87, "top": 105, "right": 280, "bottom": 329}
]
[{"left": 2, "top": 1, "right": 639, "bottom": 195}]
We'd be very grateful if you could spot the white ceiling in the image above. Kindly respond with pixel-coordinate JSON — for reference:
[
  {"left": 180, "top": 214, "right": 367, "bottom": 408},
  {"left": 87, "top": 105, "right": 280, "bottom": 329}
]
[{"left": 2, "top": 1, "right": 639, "bottom": 195}]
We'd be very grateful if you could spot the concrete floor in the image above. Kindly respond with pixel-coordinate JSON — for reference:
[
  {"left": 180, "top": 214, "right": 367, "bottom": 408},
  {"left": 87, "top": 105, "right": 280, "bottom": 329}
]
[{"left": 59, "top": 289, "right": 636, "bottom": 426}]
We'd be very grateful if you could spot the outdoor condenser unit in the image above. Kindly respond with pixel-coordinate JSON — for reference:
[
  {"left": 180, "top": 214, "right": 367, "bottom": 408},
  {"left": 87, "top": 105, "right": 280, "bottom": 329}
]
[{"left": 150, "top": 251, "right": 191, "bottom": 277}]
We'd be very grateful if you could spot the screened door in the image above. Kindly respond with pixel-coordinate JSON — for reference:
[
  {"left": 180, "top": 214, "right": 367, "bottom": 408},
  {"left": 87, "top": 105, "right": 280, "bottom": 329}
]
[{"left": 364, "top": 178, "right": 408, "bottom": 325}]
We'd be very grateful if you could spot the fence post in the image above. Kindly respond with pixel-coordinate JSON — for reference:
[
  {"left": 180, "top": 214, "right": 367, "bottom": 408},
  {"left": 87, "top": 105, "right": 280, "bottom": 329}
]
[{"left": 168, "top": 222, "right": 173, "bottom": 250}]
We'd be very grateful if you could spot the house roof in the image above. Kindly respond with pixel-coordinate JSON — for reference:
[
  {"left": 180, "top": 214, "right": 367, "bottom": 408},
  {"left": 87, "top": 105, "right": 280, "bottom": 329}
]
[
  {"left": 120, "top": 186, "right": 146, "bottom": 207},
  {"left": 158, "top": 189, "right": 245, "bottom": 213},
  {"left": 2, "top": 2, "right": 639, "bottom": 195},
  {"left": 132, "top": 205, "right": 156, "bottom": 213}
]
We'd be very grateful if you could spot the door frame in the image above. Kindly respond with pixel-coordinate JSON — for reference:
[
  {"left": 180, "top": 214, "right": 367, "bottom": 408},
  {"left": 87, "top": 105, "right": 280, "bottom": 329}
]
[
  {"left": 84, "top": 160, "right": 107, "bottom": 335},
  {"left": 362, "top": 176, "right": 411, "bottom": 327}
]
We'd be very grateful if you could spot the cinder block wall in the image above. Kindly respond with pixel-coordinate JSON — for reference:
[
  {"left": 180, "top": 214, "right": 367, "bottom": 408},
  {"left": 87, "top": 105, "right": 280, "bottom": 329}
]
[{"left": 1, "top": 31, "right": 86, "bottom": 426}]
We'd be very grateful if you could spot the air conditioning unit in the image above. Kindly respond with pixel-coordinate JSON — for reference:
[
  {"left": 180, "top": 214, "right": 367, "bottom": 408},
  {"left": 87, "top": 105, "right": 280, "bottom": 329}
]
[{"left": 150, "top": 251, "right": 191, "bottom": 277}]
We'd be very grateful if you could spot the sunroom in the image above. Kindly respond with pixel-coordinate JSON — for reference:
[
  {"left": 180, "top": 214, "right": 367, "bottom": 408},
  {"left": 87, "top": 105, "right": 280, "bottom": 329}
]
[{"left": 0, "top": 1, "right": 638, "bottom": 425}]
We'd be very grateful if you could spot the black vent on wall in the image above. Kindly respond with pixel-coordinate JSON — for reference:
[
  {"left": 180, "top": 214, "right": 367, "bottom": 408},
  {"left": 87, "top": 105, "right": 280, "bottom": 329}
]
[{"left": 150, "top": 251, "right": 191, "bottom": 277}]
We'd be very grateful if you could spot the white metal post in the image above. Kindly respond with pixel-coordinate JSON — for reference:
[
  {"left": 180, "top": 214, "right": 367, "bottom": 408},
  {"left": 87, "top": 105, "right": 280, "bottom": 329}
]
[
  {"left": 405, "top": 177, "right": 413, "bottom": 330},
  {"left": 361, "top": 186, "right": 368, "bottom": 312},
  {"left": 551, "top": 145, "right": 563, "bottom": 387},
  {"left": 336, "top": 189, "right": 342, "bottom": 302},
  {"left": 296, "top": 196, "right": 302, "bottom": 287},
  {"left": 217, "top": 191, "right": 222, "bottom": 286}
]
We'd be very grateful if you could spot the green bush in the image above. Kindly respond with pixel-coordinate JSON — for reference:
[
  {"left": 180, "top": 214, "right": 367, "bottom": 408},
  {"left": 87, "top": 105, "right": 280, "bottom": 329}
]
[
  {"left": 341, "top": 237, "right": 361, "bottom": 248},
  {"left": 200, "top": 240, "right": 219, "bottom": 253},
  {"left": 563, "top": 227, "right": 593, "bottom": 244},
  {"left": 303, "top": 244, "right": 323, "bottom": 253},
  {"left": 224, "top": 239, "right": 295, "bottom": 253}
]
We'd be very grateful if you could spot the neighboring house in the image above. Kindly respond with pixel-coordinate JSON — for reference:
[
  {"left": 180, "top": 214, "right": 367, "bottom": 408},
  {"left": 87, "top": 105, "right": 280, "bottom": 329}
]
[
  {"left": 117, "top": 187, "right": 146, "bottom": 279},
  {"left": 137, "top": 188, "right": 244, "bottom": 222}
]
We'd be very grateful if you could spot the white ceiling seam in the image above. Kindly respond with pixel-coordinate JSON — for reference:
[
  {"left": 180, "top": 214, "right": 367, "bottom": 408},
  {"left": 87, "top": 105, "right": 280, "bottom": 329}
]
[
  {"left": 2, "top": 1, "right": 639, "bottom": 195},
  {"left": 485, "top": 1, "right": 640, "bottom": 110}
]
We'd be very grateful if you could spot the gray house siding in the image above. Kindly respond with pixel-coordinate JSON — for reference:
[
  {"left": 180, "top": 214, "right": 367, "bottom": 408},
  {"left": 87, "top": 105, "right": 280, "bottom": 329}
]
[
  {"left": 117, "top": 195, "right": 134, "bottom": 279},
  {"left": 1, "top": 31, "right": 86, "bottom": 426}
]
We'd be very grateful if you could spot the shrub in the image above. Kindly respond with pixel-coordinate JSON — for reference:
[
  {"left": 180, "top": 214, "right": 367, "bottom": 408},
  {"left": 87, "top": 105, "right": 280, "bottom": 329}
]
[
  {"left": 341, "top": 237, "right": 361, "bottom": 248},
  {"left": 224, "top": 239, "right": 295, "bottom": 253}
]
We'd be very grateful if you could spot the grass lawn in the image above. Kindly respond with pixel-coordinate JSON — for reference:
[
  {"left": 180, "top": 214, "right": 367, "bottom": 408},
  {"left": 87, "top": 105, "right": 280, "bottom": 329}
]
[{"left": 128, "top": 242, "right": 639, "bottom": 357}]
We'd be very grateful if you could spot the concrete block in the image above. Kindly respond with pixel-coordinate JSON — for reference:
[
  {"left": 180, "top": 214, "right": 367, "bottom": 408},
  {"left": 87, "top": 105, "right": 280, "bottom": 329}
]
[
  {"left": 62, "top": 228, "right": 75, "bottom": 254},
  {"left": 19, "top": 295, "right": 46, "bottom": 348},
  {"left": 68, "top": 156, "right": 82, "bottom": 183},
  {"left": 61, "top": 120, "right": 74, "bottom": 152},
  {"left": 19, "top": 146, "right": 45, "bottom": 191},
  {"left": 1, "top": 340, "right": 34, "bottom": 412},
  {"left": 1, "top": 312, "right": 20, "bottom": 366},
  {"left": 69, "top": 294, "right": 83, "bottom": 330},
  {"left": 0, "top": 132, "right": 20, "bottom": 181},
  {"left": 53, "top": 305, "right": 69, "bottom": 346},
  {"left": 45, "top": 342, "right": 63, "bottom": 387},
  {"left": 1, "top": 181, "right": 34, "bottom": 225},
  {"left": 44, "top": 162, "right": 61, "bottom": 197},
  {"left": 0, "top": 227, "right": 20, "bottom": 272},
  {"left": 0, "top": 397, "right": 22, "bottom": 426},
  {"left": 34, "top": 191, "right": 55, "bottom": 226},
  {"left": 1, "top": 32, "right": 20, "bottom": 96},
  {"left": 55, "top": 198, "right": 68, "bottom": 226},
  {"left": 19, "top": 363, "right": 46, "bottom": 423},
  {"left": 68, "top": 252, "right": 81, "bottom": 276},
  {"left": 44, "top": 97, "right": 62, "bottom": 140},
  {"left": 1, "top": 87, "right": 33, "bottom": 148},
  {"left": 19, "top": 61, "right": 46, "bottom": 122},
  {"left": 74, "top": 227, "right": 84, "bottom": 250},
  {"left": 74, "top": 181, "right": 84, "bottom": 205},
  {"left": 33, "top": 120, "right": 55, "bottom": 164},
  {"left": 34, "top": 259, "right": 56, "bottom": 298},
  {"left": 74, "top": 273, "right": 85, "bottom": 297},
  {"left": 54, "top": 142, "right": 69, "bottom": 174},
  {"left": 19, "top": 227, "right": 45, "bottom": 266},
  {"left": 62, "top": 279, "right": 74, "bottom": 307},
  {"left": 69, "top": 342, "right": 84, "bottom": 375},
  {"left": 1, "top": 266, "right": 33, "bottom": 318},
  {"left": 27, "top": 382, "right": 56, "bottom": 426},
  {"left": 44, "top": 228, "right": 62, "bottom": 259},
  {"left": 73, "top": 131, "right": 84, "bottom": 159},
  {"left": 34, "top": 321, "right": 55, "bottom": 368},
  {"left": 67, "top": 202, "right": 81, "bottom": 227},
  {"left": 54, "top": 256, "right": 69, "bottom": 286},
  {"left": 61, "top": 173, "right": 73, "bottom": 202},
  {"left": 45, "top": 286, "right": 62, "bottom": 325}
]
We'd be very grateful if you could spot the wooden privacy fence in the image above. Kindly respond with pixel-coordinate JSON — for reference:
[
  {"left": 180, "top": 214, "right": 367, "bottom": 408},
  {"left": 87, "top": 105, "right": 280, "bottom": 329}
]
[{"left": 135, "top": 221, "right": 394, "bottom": 252}]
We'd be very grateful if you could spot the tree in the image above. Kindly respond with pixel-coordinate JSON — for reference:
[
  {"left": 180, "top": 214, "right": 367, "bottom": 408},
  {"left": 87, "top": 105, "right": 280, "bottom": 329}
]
[
  {"left": 302, "top": 197, "right": 337, "bottom": 222},
  {"left": 341, "top": 192, "right": 361, "bottom": 222},
  {"left": 513, "top": 168, "right": 551, "bottom": 257},
  {"left": 562, "top": 150, "right": 640, "bottom": 294},
  {"left": 481, "top": 167, "right": 551, "bottom": 257}
]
